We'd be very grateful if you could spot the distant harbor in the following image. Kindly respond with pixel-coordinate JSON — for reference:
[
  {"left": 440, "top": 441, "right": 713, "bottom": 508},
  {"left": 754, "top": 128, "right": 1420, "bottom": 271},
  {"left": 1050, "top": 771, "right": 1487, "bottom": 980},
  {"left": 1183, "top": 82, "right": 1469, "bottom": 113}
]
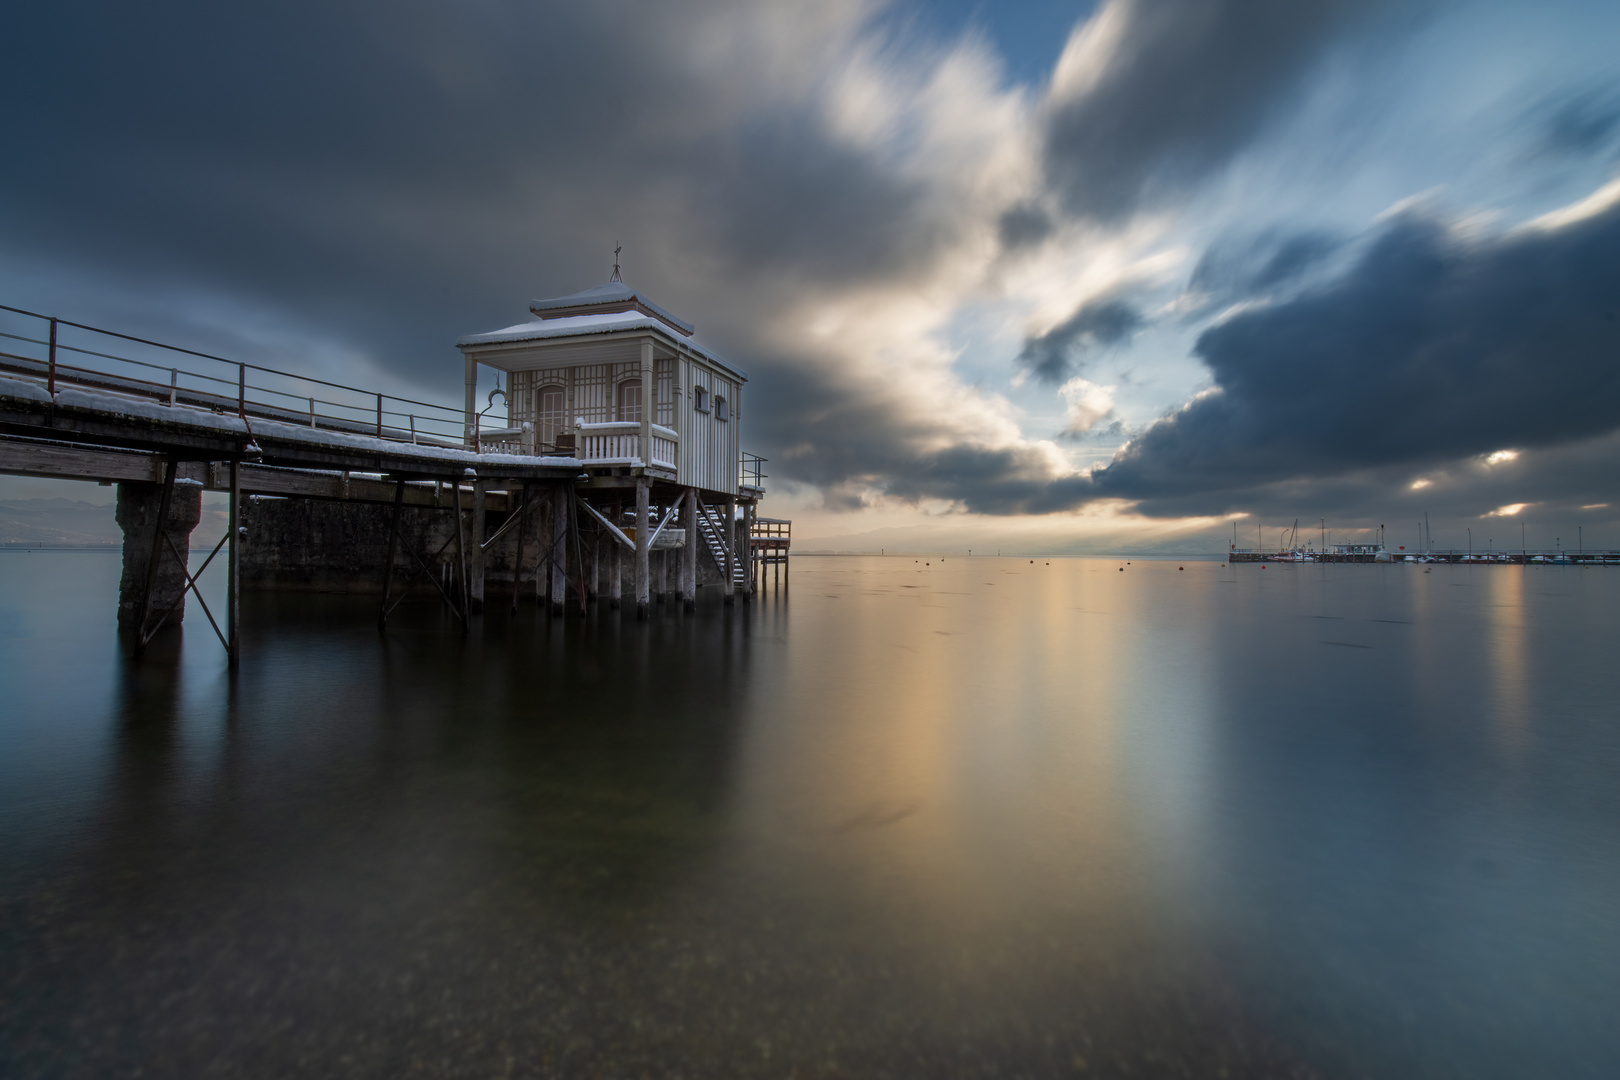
[{"left": 1230, "top": 546, "right": 1619, "bottom": 565}]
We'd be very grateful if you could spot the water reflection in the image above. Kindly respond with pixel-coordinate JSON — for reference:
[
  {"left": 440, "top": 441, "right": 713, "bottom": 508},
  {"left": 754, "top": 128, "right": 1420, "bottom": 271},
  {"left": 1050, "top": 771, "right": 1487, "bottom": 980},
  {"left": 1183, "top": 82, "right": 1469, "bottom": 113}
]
[{"left": 1, "top": 553, "right": 1617, "bottom": 1078}]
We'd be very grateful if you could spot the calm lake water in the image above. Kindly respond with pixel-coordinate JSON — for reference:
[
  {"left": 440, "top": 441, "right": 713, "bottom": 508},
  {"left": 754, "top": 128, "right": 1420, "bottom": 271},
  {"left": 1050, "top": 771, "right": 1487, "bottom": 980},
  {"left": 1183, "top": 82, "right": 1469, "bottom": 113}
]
[{"left": 1, "top": 550, "right": 1617, "bottom": 1078}]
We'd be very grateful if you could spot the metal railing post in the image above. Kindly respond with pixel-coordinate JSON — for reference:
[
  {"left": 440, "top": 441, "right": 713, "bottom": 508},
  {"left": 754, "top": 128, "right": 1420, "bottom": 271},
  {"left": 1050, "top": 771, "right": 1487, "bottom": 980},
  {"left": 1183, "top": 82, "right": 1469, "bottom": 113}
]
[
  {"left": 237, "top": 363, "right": 246, "bottom": 418},
  {"left": 376, "top": 393, "right": 383, "bottom": 438},
  {"left": 168, "top": 368, "right": 178, "bottom": 406},
  {"left": 47, "top": 318, "right": 57, "bottom": 396}
]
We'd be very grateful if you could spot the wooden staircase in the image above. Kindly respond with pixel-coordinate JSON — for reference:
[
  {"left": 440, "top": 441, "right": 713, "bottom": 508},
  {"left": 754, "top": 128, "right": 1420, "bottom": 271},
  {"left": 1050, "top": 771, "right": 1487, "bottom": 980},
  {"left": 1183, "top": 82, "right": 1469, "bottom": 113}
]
[{"left": 695, "top": 503, "right": 747, "bottom": 587}]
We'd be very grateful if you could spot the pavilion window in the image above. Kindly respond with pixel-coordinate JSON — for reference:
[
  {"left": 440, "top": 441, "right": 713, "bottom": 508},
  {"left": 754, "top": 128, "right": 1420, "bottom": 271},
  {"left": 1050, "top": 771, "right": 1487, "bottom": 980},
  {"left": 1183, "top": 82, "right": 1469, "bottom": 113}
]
[
  {"left": 693, "top": 385, "right": 709, "bottom": 413},
  {"left": 715, "top": 394, "right": 729, "bottom": 422}
]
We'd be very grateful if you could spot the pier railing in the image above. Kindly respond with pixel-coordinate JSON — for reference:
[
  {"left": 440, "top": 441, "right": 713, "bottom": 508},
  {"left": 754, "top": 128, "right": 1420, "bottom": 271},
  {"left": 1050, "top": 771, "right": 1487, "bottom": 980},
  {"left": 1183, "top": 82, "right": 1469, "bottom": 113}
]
[{"left": 0, "top": 304, "right": 518, "bottom": 450}]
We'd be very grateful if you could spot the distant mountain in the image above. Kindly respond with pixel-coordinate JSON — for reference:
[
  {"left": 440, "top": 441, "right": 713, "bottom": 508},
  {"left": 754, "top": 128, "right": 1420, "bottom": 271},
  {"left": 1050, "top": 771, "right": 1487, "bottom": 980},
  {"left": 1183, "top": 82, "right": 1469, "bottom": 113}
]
[
  {"left": 0, "top": 498, "right": 120, "bottom": 545},
  {"left": 0, "top": 497, "right": 228, "bottom": 547}
]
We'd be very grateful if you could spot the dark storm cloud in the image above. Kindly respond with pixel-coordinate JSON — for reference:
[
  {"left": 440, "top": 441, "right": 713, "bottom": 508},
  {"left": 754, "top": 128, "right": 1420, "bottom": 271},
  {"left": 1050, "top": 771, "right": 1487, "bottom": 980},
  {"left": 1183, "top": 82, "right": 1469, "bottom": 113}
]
[
  {"left": 1088, "top": 197, "right": 1620, "bottom": 514},
  {"left": 1188, "top": 229, "right": 1343, "bottom": 305},
  {"left": 0, "top": 0, "right": 951, "bottom": 385},
  {"left": 1040, "top": 0, "right": 1407, "bottom": 222},
  {"left": 997, "top": 202, "right": 1055, "bottom": 251},
  {"left": 1015, "top": 297, "right": 1142, "bottom": 383},
  {"left": 1528, "top": 83, "right": 1620, "bottom": 158},
  {"left": 816, "top": 192, "right": 1620, "bottom": 520}
]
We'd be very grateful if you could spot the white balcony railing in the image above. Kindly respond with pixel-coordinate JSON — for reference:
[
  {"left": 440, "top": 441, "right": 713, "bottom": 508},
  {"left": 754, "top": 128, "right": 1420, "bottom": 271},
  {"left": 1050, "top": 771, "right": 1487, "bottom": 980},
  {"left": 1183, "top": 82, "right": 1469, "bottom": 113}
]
[{"left": 575, "top": 421, "right": 678, "bottom": 469}]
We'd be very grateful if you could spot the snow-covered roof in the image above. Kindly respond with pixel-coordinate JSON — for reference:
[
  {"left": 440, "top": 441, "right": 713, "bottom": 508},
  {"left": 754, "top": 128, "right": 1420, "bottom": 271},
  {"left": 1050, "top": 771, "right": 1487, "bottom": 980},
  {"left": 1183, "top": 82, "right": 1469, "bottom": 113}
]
[
  {"left": 457, "top": 309, "right": 747, "bottom": 381},
  {"left": 526, "top": 280, "right": 696, "bottom": 336}
]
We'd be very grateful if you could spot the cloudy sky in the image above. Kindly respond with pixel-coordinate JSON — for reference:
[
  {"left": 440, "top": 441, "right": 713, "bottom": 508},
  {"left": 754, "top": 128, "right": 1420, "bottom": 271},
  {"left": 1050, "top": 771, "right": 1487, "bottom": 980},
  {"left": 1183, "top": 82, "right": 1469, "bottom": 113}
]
[{"left": 2, "top": 0, "right": 1617, "bottom": 553}]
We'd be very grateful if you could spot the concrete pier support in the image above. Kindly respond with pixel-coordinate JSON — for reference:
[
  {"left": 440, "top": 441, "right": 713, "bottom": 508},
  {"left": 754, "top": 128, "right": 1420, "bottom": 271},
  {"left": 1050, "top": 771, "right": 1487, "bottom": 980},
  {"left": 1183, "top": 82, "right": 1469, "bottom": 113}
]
[
  {"left": 634, "top": 478, "right": 650, "bottom": 620},
  {"left": 116, "top": 476, "right": 202, "bottom": 629}
]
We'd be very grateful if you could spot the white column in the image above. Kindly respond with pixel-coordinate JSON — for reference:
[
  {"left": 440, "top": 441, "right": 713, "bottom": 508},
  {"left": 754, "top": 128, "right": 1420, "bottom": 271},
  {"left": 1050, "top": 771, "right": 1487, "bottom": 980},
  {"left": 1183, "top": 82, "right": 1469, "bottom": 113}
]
[{"left": 639, "top": 337, "right": 654, "bottom": 467}]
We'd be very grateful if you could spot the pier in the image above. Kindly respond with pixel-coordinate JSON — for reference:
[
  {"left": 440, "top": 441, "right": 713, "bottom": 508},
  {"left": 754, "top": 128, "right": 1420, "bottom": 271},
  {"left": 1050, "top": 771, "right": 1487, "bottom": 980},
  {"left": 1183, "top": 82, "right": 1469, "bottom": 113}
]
[{"left": 0, "top": 282, "right": 785, "bottom": 665}]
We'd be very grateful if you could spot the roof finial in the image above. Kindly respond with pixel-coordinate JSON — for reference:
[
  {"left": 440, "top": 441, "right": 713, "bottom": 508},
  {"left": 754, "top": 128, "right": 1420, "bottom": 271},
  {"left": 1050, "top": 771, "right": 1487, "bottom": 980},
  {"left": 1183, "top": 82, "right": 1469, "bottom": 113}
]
[{"left": 610, "top": 243, "right": 622, "bottom": 283}]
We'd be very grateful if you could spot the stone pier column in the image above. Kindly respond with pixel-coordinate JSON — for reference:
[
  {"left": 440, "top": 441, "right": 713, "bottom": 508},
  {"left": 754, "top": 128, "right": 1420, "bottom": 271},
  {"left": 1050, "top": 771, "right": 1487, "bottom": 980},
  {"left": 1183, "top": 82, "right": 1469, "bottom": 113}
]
[{"left": 116, "top": 478, "right": 203, "bottom": 629}]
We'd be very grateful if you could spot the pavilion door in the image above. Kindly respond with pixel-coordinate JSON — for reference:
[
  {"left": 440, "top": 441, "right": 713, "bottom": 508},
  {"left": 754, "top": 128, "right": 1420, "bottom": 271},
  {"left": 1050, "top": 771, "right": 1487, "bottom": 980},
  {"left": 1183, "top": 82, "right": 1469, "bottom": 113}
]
[{"left": 537, "top": 385, "right": 564, "bottom": 449}]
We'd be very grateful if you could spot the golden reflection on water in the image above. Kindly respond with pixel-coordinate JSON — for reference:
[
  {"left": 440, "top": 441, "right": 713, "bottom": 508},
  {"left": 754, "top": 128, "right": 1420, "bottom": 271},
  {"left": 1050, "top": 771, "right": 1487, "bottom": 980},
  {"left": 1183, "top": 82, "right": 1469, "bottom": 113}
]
[
  {"left": 1486, "top": 567, "right": 1530, "bottom": 756},
  {"left": 734, "top": 558, "right": 1196, "bottom": 968}
]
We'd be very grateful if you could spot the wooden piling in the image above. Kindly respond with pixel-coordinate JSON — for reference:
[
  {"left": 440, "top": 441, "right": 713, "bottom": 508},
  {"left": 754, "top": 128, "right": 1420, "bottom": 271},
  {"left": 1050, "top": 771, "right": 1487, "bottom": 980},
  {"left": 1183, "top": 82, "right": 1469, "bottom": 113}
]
[
  {"left": 470, "top": 478, "right": 487, "bottom": 613},
  {"left": 681, "top": 488, "right": 697, "bottom": 611},
  {"left": 378, "top": 479, "right": 404, "bottom": 628},
  {"left": 452, "top": 478, "right": 471, "bottom": 633},
  {"left": 608, "top": 496, "right": 622, "bottom": 609},
  {"left": 634, "top": 478, "right": 650, "bottom": 619},
  {"left": 511, "top": 482, "right": 530, "bottom": 613},
  {"left": 723, "top": 495, "right": 736, "bottom": 605},
  {"left": 551, "top": 482, "right": 568, "bottom": 618}
]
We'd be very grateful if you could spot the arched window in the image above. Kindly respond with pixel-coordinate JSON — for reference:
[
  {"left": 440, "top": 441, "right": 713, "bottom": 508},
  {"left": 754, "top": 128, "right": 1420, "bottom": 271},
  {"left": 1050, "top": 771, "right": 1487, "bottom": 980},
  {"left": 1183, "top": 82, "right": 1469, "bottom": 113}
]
[
  {"left": 693, "top": 385, "right": 709, "bottom": 413},
  {"left": 715, "top": 394, "right": 729, "bottom": 422},
  {"left": 536, "top": 384, "right": 565, "bottom": 447},
  {"left": 616, "top": 378, "right": 642, "bottom": 423}
]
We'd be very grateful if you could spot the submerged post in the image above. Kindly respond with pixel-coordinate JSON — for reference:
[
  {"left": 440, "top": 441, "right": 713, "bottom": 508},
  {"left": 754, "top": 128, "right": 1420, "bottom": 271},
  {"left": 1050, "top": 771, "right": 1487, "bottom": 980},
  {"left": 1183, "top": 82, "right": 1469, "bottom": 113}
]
[
  {"left": 608, "top": 496, "right": 622, "bottom": 609},
  {"left": 511, "top": 482, "right": 530, "bottom": 613},
  {"left": 378, "top": 478, "right": 405, "bottom": 629},
  {"left": 452, "top": 478, "right": 471, "bottom": 633},
  {"left": 470, "top": 478, "right": 487, "bottom": 613},
  {"left": 742, "top": 502, "right": 756, "bottom": 600},
  {"left": 550, "top": 483, "right": 568, "bottom": 617},
  {"left": 634, "top": 477, "right": 650, "bottom": 619},
  {"left": 681, "top": 488, "right": 697, "bottom": 612},
  {"left": 723, "top": 495, "right": 736, "bottom": 606}
]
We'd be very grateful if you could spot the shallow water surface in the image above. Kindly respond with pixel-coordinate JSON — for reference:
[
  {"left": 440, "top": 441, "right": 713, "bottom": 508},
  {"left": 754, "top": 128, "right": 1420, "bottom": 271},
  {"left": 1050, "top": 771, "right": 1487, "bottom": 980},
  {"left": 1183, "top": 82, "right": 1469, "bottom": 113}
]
[{"left": 1, "top": 551, "right": 1617, "bottom": 1078}]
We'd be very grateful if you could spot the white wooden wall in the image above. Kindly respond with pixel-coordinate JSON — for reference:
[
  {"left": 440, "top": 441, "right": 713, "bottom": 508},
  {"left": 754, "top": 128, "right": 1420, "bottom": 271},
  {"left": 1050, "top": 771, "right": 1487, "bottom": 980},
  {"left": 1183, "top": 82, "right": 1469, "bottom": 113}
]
[{"left": 490, "top": 339, "right": 741, "bottom": 496}]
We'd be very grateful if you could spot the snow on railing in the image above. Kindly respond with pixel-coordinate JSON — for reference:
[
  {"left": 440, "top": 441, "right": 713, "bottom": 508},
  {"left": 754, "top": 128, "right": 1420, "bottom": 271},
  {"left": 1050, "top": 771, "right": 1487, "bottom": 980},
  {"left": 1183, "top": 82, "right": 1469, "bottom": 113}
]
[
  {"left": 0, "top": 302, "right": 469, "bottom": 448},
  {"left": 575, "top": 421, "right": 679, "bottom": 468}
]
